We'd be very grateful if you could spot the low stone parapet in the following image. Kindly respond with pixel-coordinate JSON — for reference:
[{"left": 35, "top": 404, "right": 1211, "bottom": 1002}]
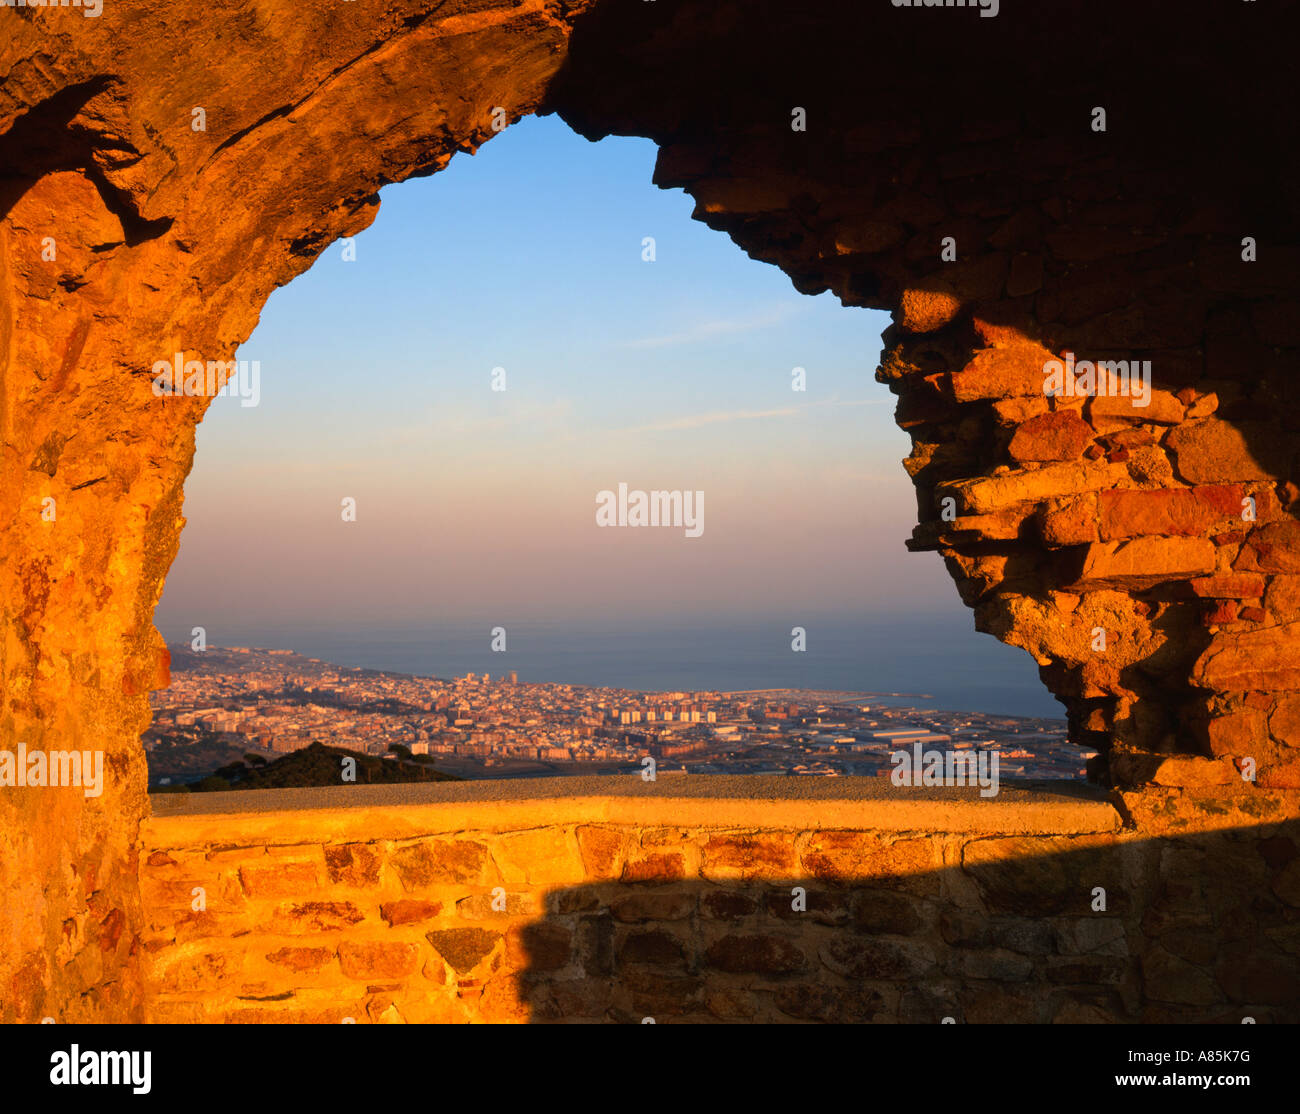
[{"left": 140, "top": 777, "right": 1300, "bottom": 1023}]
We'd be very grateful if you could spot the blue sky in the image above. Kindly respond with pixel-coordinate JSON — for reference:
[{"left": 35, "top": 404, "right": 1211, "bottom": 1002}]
[{"left": 151, "top": 113, "right": 1059, "bottom": 715}]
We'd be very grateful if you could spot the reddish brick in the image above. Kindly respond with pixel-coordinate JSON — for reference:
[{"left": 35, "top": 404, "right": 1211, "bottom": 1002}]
[
  {"left": 701, "top": 834, "right": 797, "bottom": 878},
  {"left": 801, "top": 833, "right": 940, "bottom": 892},
  {"left": 1205, "top": 709, "right": 1268, "bottom": 758},
  {"left": 338, "top": 942, "right": 420, "bottom": 980},
  {"left": 390, "top": 840, "right": 490, "bottom": 889},
  {"left": 239, "top": 861, "right": 319, "bottom": 899},
  {"left": 1097, "top": 485, "right": 1245, "bottom": 541},
  {"left": 1204, "top": 601, "right": 1238, "bottom": 625},
  {"left": 576, "top": 826, "right": 624, "bottom": 879},
  {"left": 1190, "top": 574, "right": 1266, "bottom": 599},
  {"left": 380, "top": 899, "right": 442, "bottom": 926},
  {"left": 946, "top": 340, "right": 1057, "bottom": 401},
  {"left": 266, "top": 946, "right": 334, "bottom": 973},
  {"left": 1245, "top": 521, "right": 1300, "bottom": 573},
  {"left": 279, "top": 901, "right": 364, "bottom": 931},
  {"left": 98, "top": 908, "right": 125, "bottom": 953},
  {"left": 323, "top": 843, "right": 382, "bottom": 886},
  {"left": 621, "top": 853, "right": 686, "bottom": 883},
  {"left": 1270, "top": 696, "right": 1300, "bottom": 745},
  {"left": 1101, "top": 429, "right": 1155, "bottom": 450},
  {"left": 1166, "top": 417, "right": 1284, "bottom": 484},
  {"left": 1007, "top": 411, "right": 1093, "bottom": 462},
  {"left": 156, "top": 949, "right": 242, "bottom": 994},
  {"left": 1266, "top": 576, "right": 1300, "bottom": 622},
  {"left": 1037, "top": 497, "right": 1099, "bottom": 546}
]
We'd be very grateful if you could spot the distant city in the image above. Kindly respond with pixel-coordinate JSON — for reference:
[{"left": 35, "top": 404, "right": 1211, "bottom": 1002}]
[{"left": 144, "top": 645, "right": 1093, "bottom": 786}]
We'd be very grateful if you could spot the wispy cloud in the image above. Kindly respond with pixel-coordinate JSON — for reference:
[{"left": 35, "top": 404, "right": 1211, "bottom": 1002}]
[
  {"left": 616, "top": 396, "right": 886, "bottom": 434},
  {"left": 615, "top": 303, "right": 806, "bottom": 349},
  {"left": 380, "top": 397, "right": 576, "bottom": 449}
]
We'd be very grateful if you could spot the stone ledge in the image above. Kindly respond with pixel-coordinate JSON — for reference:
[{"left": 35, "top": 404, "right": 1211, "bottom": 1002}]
[{"left": 145, "top": 775, "right": 1120, "bottom": 846}]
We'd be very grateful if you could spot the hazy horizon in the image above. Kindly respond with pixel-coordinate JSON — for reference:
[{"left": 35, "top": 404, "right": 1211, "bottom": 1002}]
[{"left": 155, "top": 611, "right": 1065, "bottom": 720}]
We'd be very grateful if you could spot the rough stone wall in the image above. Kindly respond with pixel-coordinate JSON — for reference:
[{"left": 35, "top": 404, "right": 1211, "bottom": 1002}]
[
  {"left": 545, "top": 2, "right": 1300, "bottom": 789},
  {"left": 2, "top": 0, "right": 1297, "bottom": 1021},
  {"left": 645, "top": 140, "right": 1300, "bottom": 791},
  {"left": 1, "top": 0, "right": 591, "bottom": 1023},
  {"left": 141, "top": 800, "right": 1300, "bottom": 1023}
]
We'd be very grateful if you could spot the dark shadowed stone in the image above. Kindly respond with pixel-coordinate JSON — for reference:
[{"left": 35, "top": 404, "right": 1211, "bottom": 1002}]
[
  {"left": 1215, "top": 952, "right": 1300, "bottom": 1006},
  {"left": 1049, "top": 988, "right": 1129, "bottom": 1023},
  {"left": 510, "top": 922, "right": 571, "bottom": 972},
  {"left": 1257, "top": 836, "right": 1297, "bottom": 871},
  {"left": 852, "top": 889, "right": 924, "bottom": 935},
  {"left": 705, "top": 933, "right": 805, "bottom": 975},
  {"left": 549, "top": 888, "right": 601, "bottom": 915},
  {"left": 1158, "top": 926, "right": 1218, "bottom": 966},
  {"left": 577, "top": 914, "right": 614, "bottom": 976},
  {"left": 617, "top": 928, "right": 687, "bottom": 967},
  {"left": 1047, "top": 955, "right": 1131, "bottom": 985},
  {"left": 766, "top": 888, "right": 849, "bottom": 926},
  {"left": 1052, "top": 916, "right": 1128, "bottom": 956},
  {"left": 960, "top": 986, "right": 1045, "bottom": 1024},
  {"left": 705, "top": 986, "right": 760, "bottom": 1020},
  {"left": 547, "top": 978, "right": 615, "bottom": 1020},
  {"left": 772, "top": 983, "right": 889, "bottom": 1024},
  {"left": 1141, "top": 945, "right": 1222, "bottom": 1006},
  {"left": 700, "top": 890, "right": 758, "bottom": 920},
  {"left": 899, "top": 982, "right": 963, "bottom": 1024},
  {"left": 946, "top": 948, "right": 1035, "bottom": 981},
  {"left": 610, "top": 891, "right": 696, "bottom": 922},
  {"left": 819, "top": 936, "right": 935, "bottom": 980},
  {"left": 963, "top": 837, "right": 1123, "bottom": 917},
  {"left": 621, "top": 970, "right": 704, "bottom": 1017}
]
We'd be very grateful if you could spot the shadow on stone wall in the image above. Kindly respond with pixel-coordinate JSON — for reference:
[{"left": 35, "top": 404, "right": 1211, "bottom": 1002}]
[{"left": 510, "top": 822, "right": 1300, "bottom": 1023}]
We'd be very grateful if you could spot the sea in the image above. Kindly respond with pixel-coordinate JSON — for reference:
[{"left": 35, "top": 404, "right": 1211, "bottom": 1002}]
[{"left": 161, "top": 612, "right": 1065, "bottom": 720}]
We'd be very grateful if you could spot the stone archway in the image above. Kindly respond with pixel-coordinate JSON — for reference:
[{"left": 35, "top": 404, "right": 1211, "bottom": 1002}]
[{"left": 1, "top": 0, "right": 1296, "bottom": 1020}]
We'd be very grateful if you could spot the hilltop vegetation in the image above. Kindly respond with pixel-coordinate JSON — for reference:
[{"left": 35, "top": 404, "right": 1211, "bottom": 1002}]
[{"left": 153, "top": 741, "right": 461, "bottom": 792}]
